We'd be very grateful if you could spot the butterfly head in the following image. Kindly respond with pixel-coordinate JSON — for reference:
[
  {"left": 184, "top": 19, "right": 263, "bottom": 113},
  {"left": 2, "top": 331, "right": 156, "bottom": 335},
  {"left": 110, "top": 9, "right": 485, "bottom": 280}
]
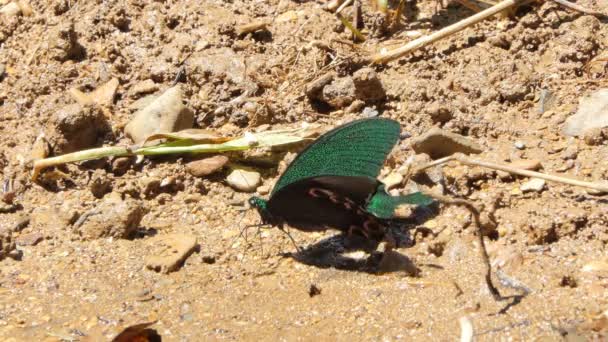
[{"left": 248, "top": 196, "right": 272, "bottom": 223}]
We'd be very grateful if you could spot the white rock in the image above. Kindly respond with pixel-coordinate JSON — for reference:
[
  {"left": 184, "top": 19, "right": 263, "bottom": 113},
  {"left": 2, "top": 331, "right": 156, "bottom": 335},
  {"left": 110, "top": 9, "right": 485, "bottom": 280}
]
[
  {"left": 520, "top": 178, "right": 546, "bottom": 193},
  {"left": 226, "top": 169, "right": 261, "bottom": 192},
  {"left": 124, "top": 85, "right": 194, "bottom": 144},
  {"left": 563, "top": 89, "right": 608, "bottom": 136},
  {"left": 0, "top": 2, "right": 21, "bottom": 16}
]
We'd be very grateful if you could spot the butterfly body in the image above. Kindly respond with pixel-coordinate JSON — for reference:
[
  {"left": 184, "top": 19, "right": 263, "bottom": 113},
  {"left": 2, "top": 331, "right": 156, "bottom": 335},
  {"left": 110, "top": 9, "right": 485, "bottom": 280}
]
[{"left": 249, "top": 118, "right": 433, "bottom": 244}]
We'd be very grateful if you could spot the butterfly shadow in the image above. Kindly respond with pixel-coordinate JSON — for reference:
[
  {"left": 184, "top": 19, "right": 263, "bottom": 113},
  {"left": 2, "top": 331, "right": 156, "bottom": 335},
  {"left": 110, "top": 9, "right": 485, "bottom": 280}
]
[
  {"left": 285, "top": 204, "right": 440, "bottom": 274},
  {"left": 285, "top": 230, "right": 419, "bottom": 275}
]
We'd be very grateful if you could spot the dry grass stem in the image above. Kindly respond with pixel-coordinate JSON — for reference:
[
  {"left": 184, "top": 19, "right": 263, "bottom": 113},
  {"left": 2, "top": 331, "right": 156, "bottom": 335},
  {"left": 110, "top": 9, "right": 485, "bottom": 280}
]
[
  {"left": 368, "top": 0, "right": 530, "bottom": 64},
  {"left": 415, "top": 154, "right": 608, "bottom": 193}
]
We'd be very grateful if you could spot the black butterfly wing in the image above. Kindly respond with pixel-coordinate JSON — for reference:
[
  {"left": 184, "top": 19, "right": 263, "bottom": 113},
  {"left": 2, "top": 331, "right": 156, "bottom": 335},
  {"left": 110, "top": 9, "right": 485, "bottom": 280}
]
[{"left": 267, "top": 176, "right": 379, "bottom": 232}]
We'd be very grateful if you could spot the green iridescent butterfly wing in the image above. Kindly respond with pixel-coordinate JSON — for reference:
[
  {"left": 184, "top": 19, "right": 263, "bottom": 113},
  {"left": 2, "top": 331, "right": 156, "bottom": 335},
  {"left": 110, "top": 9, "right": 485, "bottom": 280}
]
[{"left": 249, "top": 118, "right": 433, "bottom": 238}]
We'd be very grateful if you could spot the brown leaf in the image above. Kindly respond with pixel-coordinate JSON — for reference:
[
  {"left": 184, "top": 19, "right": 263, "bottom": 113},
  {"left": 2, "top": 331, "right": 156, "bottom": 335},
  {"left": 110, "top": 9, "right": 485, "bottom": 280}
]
[{"left": 112, "top": 321, "right": 161, "bottom": 342}]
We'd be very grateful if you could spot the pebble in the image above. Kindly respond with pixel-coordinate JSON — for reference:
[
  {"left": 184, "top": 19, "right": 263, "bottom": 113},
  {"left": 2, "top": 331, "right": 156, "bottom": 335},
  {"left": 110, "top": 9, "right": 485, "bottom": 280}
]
[
  {"left": 410, "top": 127, "right": 484, "bottom": 159},
  {"left": 305, "top": 73, "right": 334, "bottom": 100},
  {"left": 510, "top": 159, "right": 542, "bottom": 171},
  {"left": 124, "top": 85, "right": 194, "bottom": 144},
  {"left": 561, "top": 145, "right": 578, "bottom": 160},
  {"left": 563, "top": 89, "right": 608, "bottom": 136},
  {"left": 130, "top": 79, "right": 159, "bottom": 97},
  {"left": 425, "top": 102, "right": 453, "bottom": 124},
  {"left": 0, "top": 227, "right": 16, "bottom": 260},
  {"left": 520, "top": 178, "right": 546, "bottom": 193},
  {"left": 514, "top": 141, "right": 525, "bottom": 150},
  {"left": 74, "top": 196, "right": 145, "bottom": 240},
  {"left": 381, "top": 172, "right": 403, "bottom": 190},
  {"left": 256, "top": 185, "right": 270, "bottom": 195},
  {"left": 361, "top": 107, "right": 379, "bottom": 118},
  {"left": 321, "top": 77, "right": 356, "bottom": 109},
  {"left": 111, "top": 157, "right": 133, "bottom": 175},
  {"left": 226, "top": 169, "right": 261, "bottom": 192},
  {"left": 16, "top": 232, "right": 43, "bottom": 246},
  {"left": 0, "top": 64, "right": 5, "bottom": 81},
  {"left": 352, "top": 67, "right": 386, "bottom": 102},
  {"left": 49, "top": 104, "right": 108, "bottom": 155},
  {"left": 491, "top": 246, "right": 523, "bottom": 272},
  {"left": 186, "top": 156, "right": 229, "bottom": 177},
  {"left": 582, "top": 260, "right": 608, "bottom": 275},
  {"left": 145, "top": 234, "right": 198, "bottom": 274},
  {"left": 583, "top": 127, "right": 605, "bottom": 146},
  {"left": 0, "top": 2, "right": 21, "bottom": 16}
]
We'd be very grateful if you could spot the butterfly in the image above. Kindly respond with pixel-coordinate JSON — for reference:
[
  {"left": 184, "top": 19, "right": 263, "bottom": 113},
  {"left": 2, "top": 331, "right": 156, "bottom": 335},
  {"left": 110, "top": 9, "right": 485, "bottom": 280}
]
[{"left": 248, "top": 118, "right": 433, "bottom": 245}]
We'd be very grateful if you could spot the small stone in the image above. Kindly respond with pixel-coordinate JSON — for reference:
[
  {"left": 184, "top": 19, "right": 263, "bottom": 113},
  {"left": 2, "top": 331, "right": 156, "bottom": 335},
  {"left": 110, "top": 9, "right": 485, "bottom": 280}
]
[
  {"left": 0, "top": 2, "right": 22, "bottom": 16},
  {"left": 514, "top": 141, "right": 525, "bottom": 150},
  {"left": 226, "top": 169, "right": 261, "bottom": 192},
  {"left": 305, "top": 73, "right": 334, "bottom": 100},
  {"left": 520, "top": 178, "right": 546, "bottom": 193},
  {"left": 345, "top": 100, "right": 365, "bottom": 114},
  {"left": 563, "top": 89, "right": 608, "bottom": 136},
  {"left": 0, "top": 64, "right": 5, "bottom": 81},
  {"left": 139, "top": 177, "right": 161, "bottom": 198},
  {"left": 583, "top": 127, "right": 605, "bottom": 146},
  {"left": 256, "top": 185, "right": 270, "bottom": 195},
  {"left": 186, "top": 156, "right": 229, "bottom": 177},
  {"left": 561, "top": 145, "right": 578, "bottom": 160},
  {"left": 410, "top": 128, "right": 484, "bottom": 159},
  {"left": 321, "top": 77, "right": 356, "bottom": 109},
  {"left": 124, "top": 85, "right": 194, "bottom": 144},
  {"left": 491, "top": 246, "right": 523, "bottom": 272},
  {"left": 352, "top": 67, "right": 386, "bottom": 102},
  {"left": 381, "top": 172, "right": 403, "bottom": 190},
  {"left": 16, "top": 232, "right": 43, "bottom": 246},
  {"left": 361, "top": 107, "right": 379, "bottom": 118},
  {"left": 145, "top": 234, "right": 198, "bottom": 274},
  {"left": 582, "top": 259, "right": 608, "bottom": 275},
  {"left": 74, "top": 197, "right": 145, "bottom": 240},
  {"left": 111, "top": 157, "right": 132, "bottom": 175},
  {"left": 89, "top": 170, "right": 112, "bottom": 198},
  {"left": 425, "top": 102, "right": 453, "bottom": 124},
  {"left": 130, "top": 79, "right": 159, "bottom": 97},
  {"left": 510, "top": 159, "right": 542, "bottom": 171},
  {"left": 49, "top": 104, "right": 109, "bottom": 155},
  {"left": 0, "top": 227, "right": 15, "bottom": 260}
]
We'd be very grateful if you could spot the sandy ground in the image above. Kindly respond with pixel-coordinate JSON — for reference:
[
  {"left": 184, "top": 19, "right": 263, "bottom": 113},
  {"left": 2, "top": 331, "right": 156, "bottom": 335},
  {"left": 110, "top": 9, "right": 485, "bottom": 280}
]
[{"left": 1, "top": 0, "right": 608, "bottom": 340}]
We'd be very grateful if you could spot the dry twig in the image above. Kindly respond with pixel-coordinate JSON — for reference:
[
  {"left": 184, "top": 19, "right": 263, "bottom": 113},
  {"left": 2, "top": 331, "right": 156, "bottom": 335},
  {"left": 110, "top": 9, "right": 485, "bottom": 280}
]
[
  {"left": 551, "top": 0, "right": 606, "bottom": 18},
  {"left": 423, "top": 190, "right": 503, "bottom": 300},
  {"left": 368, "top": 0, "right": 530, "bottom": 64},
  {"left": 414, "top": 153, "right": 608, "bottom": 193}
]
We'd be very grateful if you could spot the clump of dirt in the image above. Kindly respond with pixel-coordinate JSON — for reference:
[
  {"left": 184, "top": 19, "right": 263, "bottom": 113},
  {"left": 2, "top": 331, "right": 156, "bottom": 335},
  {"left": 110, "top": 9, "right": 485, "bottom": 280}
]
[{"left": 1, "top": 0, "right": 608, "bottom": 340}]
